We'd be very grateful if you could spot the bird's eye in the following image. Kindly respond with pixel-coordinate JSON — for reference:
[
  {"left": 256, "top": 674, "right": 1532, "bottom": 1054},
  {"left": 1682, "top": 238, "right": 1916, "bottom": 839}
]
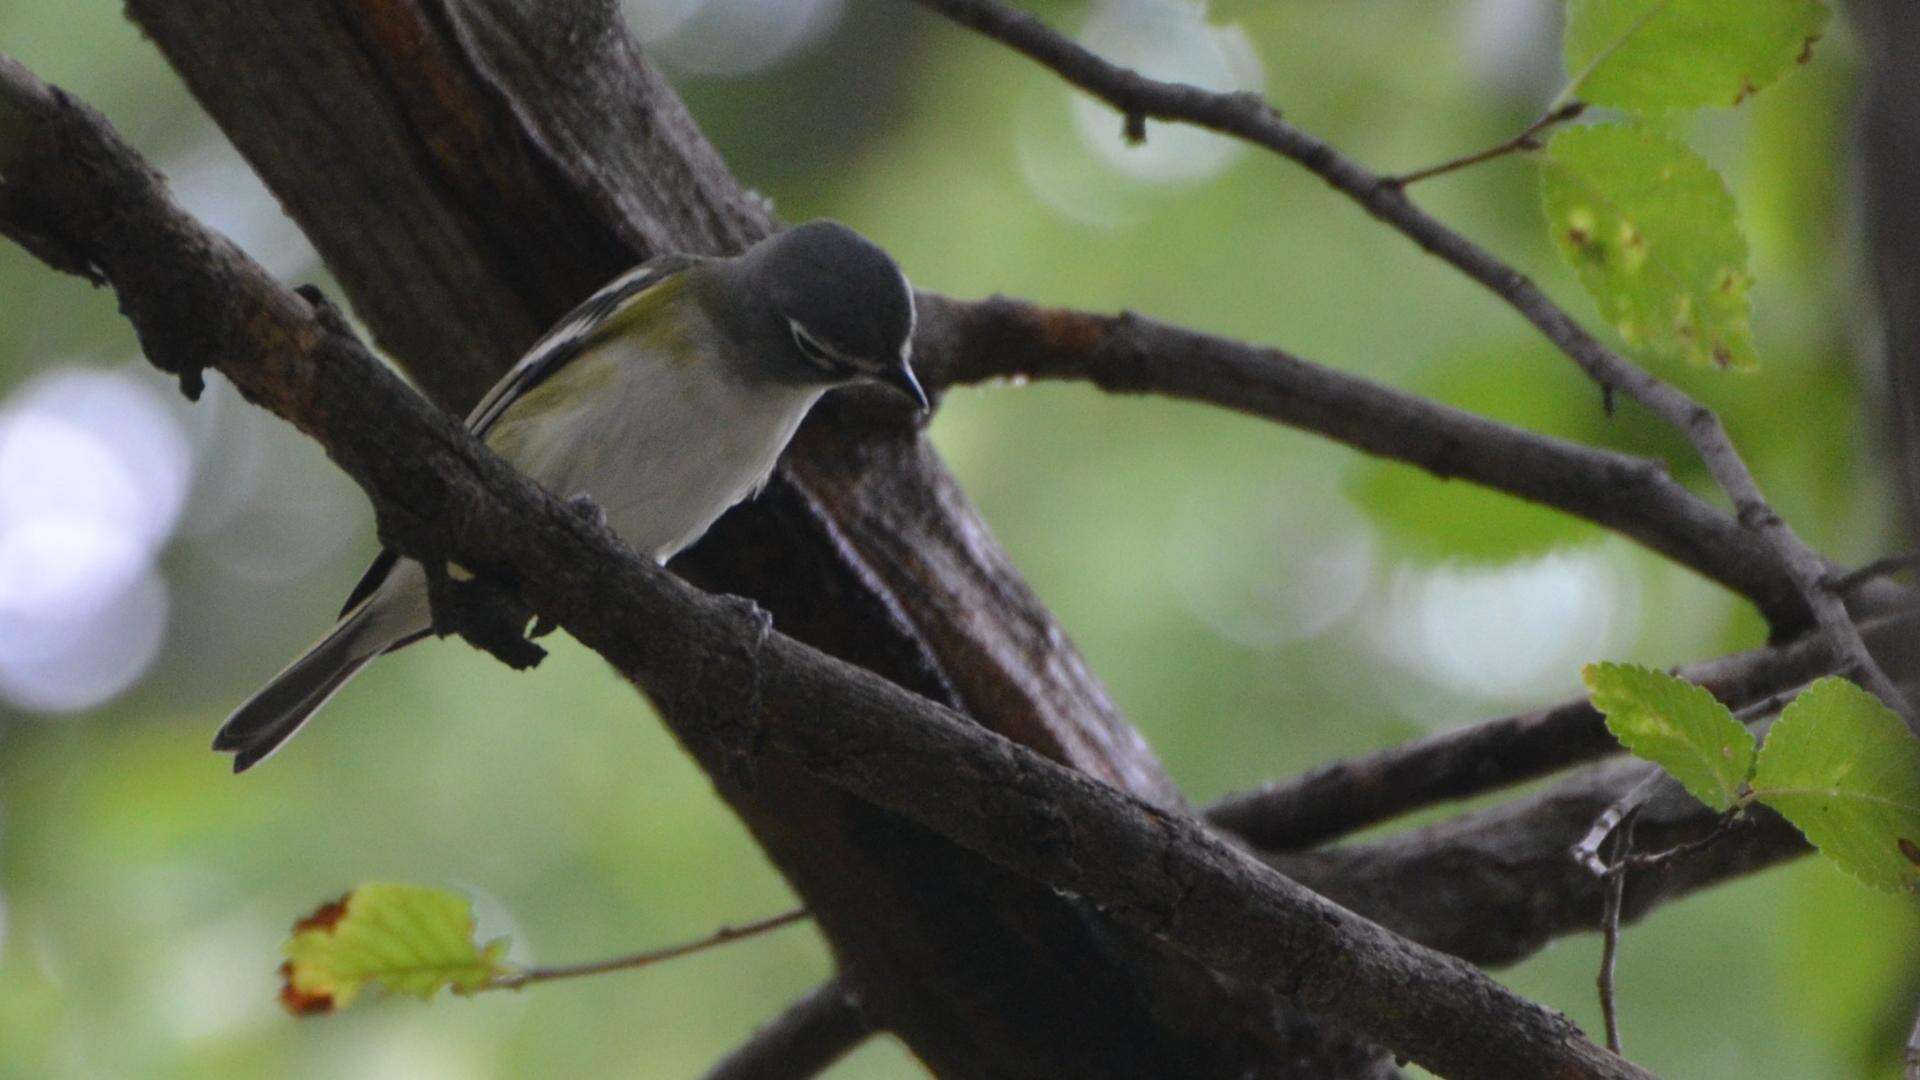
[{"left": 789, "top": 321, "right": 837, "bottom": 370}]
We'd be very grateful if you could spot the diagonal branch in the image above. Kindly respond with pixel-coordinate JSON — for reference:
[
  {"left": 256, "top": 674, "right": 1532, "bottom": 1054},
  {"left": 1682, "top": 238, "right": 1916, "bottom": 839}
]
[
  {"left": 699, "top": 978, "right": 871, "bottom": 1080},
  {"left": 913, "top": 0, "right": 1916, "bottom": 731},
  {"left": 0, "top": 53, "right": 1649, "bottom": 1080},
  {"left": 916, "top": 293, "right": 1874, "bottom": 632},
  {"left": 1203, "top": 608, "right": 1920, "bottom": 851},
  {"left": 116, "top": 3, "right": 1318, "bottom": 1073},
  {"left": 1270, "top": 756, "right": 1808, "bottom": 968}
]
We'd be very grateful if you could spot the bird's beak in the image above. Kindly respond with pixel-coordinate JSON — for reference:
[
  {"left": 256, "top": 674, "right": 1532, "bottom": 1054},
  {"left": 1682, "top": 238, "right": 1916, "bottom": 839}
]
[{"left": 880, "top": 361, "right": 930, "bottom": 414}]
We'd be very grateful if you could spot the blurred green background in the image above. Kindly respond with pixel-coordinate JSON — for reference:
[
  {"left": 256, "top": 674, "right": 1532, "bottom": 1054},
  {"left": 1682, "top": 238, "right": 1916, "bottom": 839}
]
[{"left": 1, "top": 1, "right": 1916, "bottom": 1077}]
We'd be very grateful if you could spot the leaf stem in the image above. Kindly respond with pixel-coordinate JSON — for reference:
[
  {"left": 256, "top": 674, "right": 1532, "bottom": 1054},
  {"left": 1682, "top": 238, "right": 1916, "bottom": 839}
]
[
  {"left": 487, "top": 908, "right": 809, "bottom": 992},
  {"left": 1618, "top": 807, "right": 1743, "bottom": 873},
  {"left": 1829, "top": 552, "right": 1920, "bottom": 596},
  {"left": 1386, "top": 102, "right": 1586, "bottom": 188}
]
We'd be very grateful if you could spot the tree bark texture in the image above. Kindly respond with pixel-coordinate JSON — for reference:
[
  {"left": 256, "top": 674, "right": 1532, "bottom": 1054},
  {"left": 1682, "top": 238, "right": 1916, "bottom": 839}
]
[
  {"left": 1853, "top": 0, "right": 1920, "bottom": 538},
  {"left": 116, "top": 1, "right": 1365, "bottom": 1075}
]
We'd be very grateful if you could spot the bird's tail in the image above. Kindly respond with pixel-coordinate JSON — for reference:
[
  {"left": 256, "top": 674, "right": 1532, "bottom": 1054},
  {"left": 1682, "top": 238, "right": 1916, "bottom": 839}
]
[{"left": 214, "top": 603, "right": 383, "bottom": 773}]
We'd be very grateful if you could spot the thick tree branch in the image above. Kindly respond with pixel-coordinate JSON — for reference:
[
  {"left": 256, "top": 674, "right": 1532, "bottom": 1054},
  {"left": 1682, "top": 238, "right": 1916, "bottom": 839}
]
[
  {"left": 700, "top": 978, "right": 872, "bottom": 1080},
  {"left": 0, "top": 54, "right": 1649, "bottom": 1079},
  {"left": 1270, "top": 757, "right": 1807, "bottom": 968},
  {"left": 918, "top": 294, "right": 1838, "bottom": 631},
  {"left": 915, "top": 0, "right": 1915, "bottom": 731},
  {"left": 1204, "top": 608, "right": 1920, "bottom": 851},
  {"left": 114, "top": 3, "right": 1354, "bottom": 1074}
]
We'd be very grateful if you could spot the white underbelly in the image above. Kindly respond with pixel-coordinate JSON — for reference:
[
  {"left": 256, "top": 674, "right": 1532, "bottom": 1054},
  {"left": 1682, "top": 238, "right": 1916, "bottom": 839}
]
[
  {"left": 354, "top": 343, "right": 823, "bottom": 649},
  {"left": 489, "top": 348, "right": 822, "bottom": 562}
]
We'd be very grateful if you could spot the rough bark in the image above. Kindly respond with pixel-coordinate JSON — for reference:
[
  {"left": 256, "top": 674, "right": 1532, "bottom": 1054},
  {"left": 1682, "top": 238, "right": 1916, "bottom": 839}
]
[
  {"left": 1854, "top": 0, "right": 1920, "bottom": 534},
  {"left": 916, "top": 294, "right": 1860, "bottom": 633},
  {"left": 112, "top": 0, "right": 1345, "bottom": 1075},
  {"left": 1273, "top": 759, "right": 1807, "bottom": 967},
  {"left": 699, "top": 979, "right": 871, "bottom": 1080},
  {"left": 0, "top": 51, "right": 1654, "bottom": 1076}
]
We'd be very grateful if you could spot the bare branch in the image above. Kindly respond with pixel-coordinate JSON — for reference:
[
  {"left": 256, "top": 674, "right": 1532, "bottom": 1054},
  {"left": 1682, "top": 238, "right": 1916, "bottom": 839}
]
[
  {"left": 116, "top": 4, "right": 1326, "bottom": 1073},
  {"left": 1205, "top": 610, "right": 1920, "bottom": 851},
  {"left": 1270, "top": 758, "right": 1806, "bottom": 968},
  {"left": 1595, "top": 808, "right": 1639, "bottom": 1056},
  {"left": 913, "top": 0, "right": 1916, "bottom": 731},
  {"left": 0, "top": 55, "right": 1650, "bottom": 1079},
  {"left": 1834, "top": 552, "right": 1920, "bottom": 595},
  {"left": 700, "top": 978, "right": 872, "bottom": 1080},
  {"left": 917, "top": 294, "right": 1839, "bottom": 631},
  {"left": 489, "top": 909, "right": 808, "bottom": 992}
]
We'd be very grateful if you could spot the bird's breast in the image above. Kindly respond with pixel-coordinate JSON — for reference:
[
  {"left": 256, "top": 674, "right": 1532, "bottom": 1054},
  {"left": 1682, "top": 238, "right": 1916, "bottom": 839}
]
[{"left": 485, "top": 340, "right": 823, "bottom": 562}]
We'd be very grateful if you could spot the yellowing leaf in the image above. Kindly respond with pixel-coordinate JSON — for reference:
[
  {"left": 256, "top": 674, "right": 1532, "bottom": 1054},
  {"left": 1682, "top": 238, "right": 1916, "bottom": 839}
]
[
  {"left": 1540, "top": 124, "right": 1756, "bottom": 369},
  {"left": 1750, "top": 678, "right": 1920, "bottom": 893},
  {"left": 280, "top": 884, "right": 508, "bottom": 1014},
  {"left": 1584, "top": 661, "right": 1754, "bottom": 811},
  {"left": 1565, "top": 0, "right": 1828, "bottom": 112}
]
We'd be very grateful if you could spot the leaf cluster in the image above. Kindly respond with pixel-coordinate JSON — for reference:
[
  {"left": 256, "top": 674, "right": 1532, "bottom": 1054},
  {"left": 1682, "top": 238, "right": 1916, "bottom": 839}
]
[
  {"left": 1541, "top": 0, "right": 1829, "bottom": 369},
  {"left": 1585, "top": 664, "right": 1920, "bottom": 893}
]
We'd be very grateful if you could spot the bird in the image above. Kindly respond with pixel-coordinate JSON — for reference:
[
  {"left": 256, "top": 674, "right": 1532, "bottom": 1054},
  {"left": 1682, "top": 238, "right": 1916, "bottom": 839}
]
[{"left": 214, "top": 220, "right": 926, "bottom": 772}]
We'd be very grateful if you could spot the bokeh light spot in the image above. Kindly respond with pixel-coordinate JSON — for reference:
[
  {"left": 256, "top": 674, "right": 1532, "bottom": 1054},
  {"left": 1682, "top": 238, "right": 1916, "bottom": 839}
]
[
  {"left": 1373, "top": 545, "right": 1639, "bottom": 710},
  {"left": 0, "top": 367, "right": 189, "bottom": 714},
  {"left": 1071, "top": 0, "right": 1264, "bottom": 184},
  {"left": 625, "top": 0, "right": 845, "bottom": 77},
  {"left": 1172, "top": 480, "right": 1376, "bottom": 648}
]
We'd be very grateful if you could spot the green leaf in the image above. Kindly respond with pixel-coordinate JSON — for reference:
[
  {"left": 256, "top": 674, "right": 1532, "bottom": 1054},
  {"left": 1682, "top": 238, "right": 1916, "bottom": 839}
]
[
  {"left": 1750, "top": 678, "right": 1920, "bottom": 893},
  {"left": 280, "top": 883, "right": 509, "bottom": 1013},
  {"left": 1540, "top": 124, "right": 1756, "bottom": 369},
  {"left": 1584, "top": 662, "right": 1755, "bottom": 811},
  {"left": 1564, "top": 0, "right": 1828, "bottom": 112}
]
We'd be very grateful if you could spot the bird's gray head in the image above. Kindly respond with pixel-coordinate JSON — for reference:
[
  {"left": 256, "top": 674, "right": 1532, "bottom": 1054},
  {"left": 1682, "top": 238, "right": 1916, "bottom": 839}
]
[{"left": 734, "top": 220, "right": 925, "bottom": 410}]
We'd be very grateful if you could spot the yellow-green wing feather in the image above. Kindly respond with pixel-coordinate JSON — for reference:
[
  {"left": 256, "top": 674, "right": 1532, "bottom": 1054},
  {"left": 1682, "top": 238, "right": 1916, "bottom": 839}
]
[
  {"left": 464, "top": 254, "right": 699, "bottom": 437},
  {"left": 336, "top": 254, "right": 697, "bottom": 618}
]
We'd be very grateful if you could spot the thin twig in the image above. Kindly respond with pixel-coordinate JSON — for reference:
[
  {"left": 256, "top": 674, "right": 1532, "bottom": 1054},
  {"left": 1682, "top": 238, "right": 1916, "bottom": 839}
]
[
  {"left": 1387, "top": 101, "right": 1587, "bottom": 188},
  {"left": 1573, "top": 774, "right": 1663, "bottom": 876},
  {"left": 1573, "top": 687, "right": 1789, "bottom": 876},
  {"left": 1598, "top": 807, "right": 1640, "bottom": 1055},
  {"left": 913, "top": 0, "right": 1917, "bottom": 736},
  {"left": 1619, "top": 807, "right": 1743, "bottom": 873},
  {"left": 700, "top": 977, "right": 872, "bottom": 1080},
  {"left": 1831, "top": 552, "right": 1920, "bottom": 595},
  {"left": 489, "top": 908, "right": 809, "bottom": 991}
]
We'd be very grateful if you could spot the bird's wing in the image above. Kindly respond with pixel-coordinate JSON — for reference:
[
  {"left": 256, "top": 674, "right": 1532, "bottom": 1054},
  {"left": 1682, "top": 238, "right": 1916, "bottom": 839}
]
[
  {"left": 335, "top": 254, "right": 700, "bottom": 619},
  {"left": 464, "top": 253, "right": 701, "bottom": 438}
]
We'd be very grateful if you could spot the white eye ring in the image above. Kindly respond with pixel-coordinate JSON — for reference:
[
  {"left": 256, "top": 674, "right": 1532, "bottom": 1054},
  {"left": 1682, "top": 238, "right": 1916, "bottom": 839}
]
[{"left": 789, "top": 320, "right": 838, "bottom": 370}]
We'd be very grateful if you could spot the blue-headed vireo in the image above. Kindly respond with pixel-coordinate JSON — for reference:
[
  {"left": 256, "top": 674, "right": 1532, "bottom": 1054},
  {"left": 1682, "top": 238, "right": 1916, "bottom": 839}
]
[{"left": 215, "top": 220, "right": 926, "bottom": 771}]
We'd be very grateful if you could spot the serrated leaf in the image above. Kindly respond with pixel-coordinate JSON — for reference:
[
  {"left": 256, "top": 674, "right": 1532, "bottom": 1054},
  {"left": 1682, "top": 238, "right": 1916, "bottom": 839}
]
[
  {"left": 1540, "top": 124, "right": 1755, "bottom": 369},
  {"left": 1584, "top": 661, "right": 1754, "bottom": 810},
  {"left": 1565, "top": 0, "right": 1828, "bottom": 112},
  {"left": 280, "top": 884, "right": 509, "bottom": 1013},
  {"left": 1750, "top": 678, "right": 1920, "bottom": 893}
]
